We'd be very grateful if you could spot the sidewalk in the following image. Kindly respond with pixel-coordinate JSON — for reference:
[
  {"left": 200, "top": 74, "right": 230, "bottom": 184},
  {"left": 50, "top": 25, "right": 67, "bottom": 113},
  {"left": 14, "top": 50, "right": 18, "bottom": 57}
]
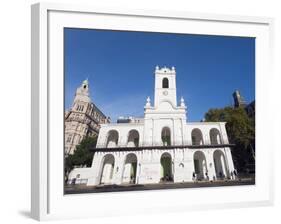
[{"left": 65, "top": 178, "right": 255, "bottom": 194}]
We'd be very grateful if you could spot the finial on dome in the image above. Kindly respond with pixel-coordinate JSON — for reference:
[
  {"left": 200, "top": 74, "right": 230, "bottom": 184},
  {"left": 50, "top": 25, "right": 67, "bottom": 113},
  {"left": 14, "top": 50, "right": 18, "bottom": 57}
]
[
  {"left": 147, "top": 96, "right": 151, "bottom": 103},
  {"left": 155, "top": 65, "right": 159, "bottom": 70},
  {"left": 180, "top": 96, "right": 185, "bottom": 107},
  {"left": 82, "top": 78, "right": 89, "bottom": 85},
  {"left": 172, "top": 66, "right": 175, "bottom": 70},
  {"left": 146, "top": 96, "right": 151, "bottom": 107}
]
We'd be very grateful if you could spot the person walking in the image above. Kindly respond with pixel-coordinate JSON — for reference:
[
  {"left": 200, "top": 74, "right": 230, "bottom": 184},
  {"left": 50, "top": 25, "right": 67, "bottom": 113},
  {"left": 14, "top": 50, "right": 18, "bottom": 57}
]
[
  {"left": 205, "top": 172, "right": 209, "bottom": 181},
  {"left": 192, "top": 171, "right": 196, "bottom": 182},
  {"left": 233, "top": 169, "right": 237, "bottom": 180}
]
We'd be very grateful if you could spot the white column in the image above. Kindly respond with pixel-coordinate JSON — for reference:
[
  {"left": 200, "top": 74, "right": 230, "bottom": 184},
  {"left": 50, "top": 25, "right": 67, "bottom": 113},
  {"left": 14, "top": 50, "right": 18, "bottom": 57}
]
[
  {"left": 221, "top": 155, "right": 227, "bottom": 177},
  {"left": 225, "top": 148, "right": 235, "bottom": 172},
  {"left": 113, "top": 152, "right": 124, "bottom": 185},
  {"left": 217, "top": 135, "right": 221, "bottom": 144},
  {"left": 87, "top": 152, "right": 103, "bottom": 186},
  {"left": 203, "top": 160, "right": 207, "bottom": 179},
  {"left": 206, "top": 150, "right": 216, "bottom": 181}
]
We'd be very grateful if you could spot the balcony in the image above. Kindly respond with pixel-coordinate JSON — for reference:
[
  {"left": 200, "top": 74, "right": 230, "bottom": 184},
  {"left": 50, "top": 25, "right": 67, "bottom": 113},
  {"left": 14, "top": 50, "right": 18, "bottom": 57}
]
[{"left": 90, "top": 143, "right": 235, "bottom": 152}]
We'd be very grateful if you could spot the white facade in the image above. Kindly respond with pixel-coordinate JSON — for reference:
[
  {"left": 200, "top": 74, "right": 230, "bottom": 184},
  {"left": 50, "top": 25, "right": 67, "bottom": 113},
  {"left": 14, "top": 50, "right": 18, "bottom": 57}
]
[{"left": 71, "top": 66, "right": 235, "bottom": 186}]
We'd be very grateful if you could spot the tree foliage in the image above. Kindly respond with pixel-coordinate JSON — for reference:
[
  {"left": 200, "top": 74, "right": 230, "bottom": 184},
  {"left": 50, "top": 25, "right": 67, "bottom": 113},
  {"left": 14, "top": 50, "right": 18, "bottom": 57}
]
[{"left": 205, "top": 107, "right": 255, "bottom": 172}]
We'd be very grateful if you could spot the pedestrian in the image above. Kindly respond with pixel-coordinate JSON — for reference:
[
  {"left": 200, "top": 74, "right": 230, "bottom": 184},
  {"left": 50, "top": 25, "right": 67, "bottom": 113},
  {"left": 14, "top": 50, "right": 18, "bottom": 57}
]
[
  {"left": 71, "top": 178, "right": 76, "bottom": 185},
  {"left": 205, "top": 172, "right": 209, "bottom": 181},
  {"left": 233, "top": 169, "right": 237, "bottom": 180},
  {"left": 192, "top": 172, "right": 195, "bottom": 181},
  {"left": 219, "top": 171, "right": 222, "bottom": 180}
]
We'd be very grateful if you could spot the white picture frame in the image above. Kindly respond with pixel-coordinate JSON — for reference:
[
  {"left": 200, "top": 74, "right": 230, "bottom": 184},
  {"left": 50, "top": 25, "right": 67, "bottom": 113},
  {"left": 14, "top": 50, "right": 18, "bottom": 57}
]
[{"left": 31, "top": 2, "right": 274, "bottom": 221}]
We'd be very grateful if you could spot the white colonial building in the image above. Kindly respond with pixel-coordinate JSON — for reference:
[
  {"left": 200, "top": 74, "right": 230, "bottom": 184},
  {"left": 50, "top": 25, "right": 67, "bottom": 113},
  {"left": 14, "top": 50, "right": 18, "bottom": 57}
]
[{"left": 69, "top": 66, "right": 235, "bottom": 186}]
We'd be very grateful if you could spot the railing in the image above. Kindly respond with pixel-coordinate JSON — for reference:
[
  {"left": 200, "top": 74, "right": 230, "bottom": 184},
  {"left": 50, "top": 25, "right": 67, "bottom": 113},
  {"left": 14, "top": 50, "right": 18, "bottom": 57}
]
[
  {"left": 97, "top": 139, "right": 233, "bottom": 148},
  {"left": 90, "top": 143, "right": 235, "bottom": 152},
  {"left": 67, "top": 178, "right": 88, "bottom": 185}
]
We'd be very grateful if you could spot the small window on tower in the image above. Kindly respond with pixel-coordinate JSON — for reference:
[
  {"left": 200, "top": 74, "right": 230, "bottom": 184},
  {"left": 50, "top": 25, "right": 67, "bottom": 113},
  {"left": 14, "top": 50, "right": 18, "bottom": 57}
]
[
  {"left": 162, "top": 78, "right": 169, "bottom": 88},
  {"left": 83, "top": 85, "right": 86, "bottom": 89}
]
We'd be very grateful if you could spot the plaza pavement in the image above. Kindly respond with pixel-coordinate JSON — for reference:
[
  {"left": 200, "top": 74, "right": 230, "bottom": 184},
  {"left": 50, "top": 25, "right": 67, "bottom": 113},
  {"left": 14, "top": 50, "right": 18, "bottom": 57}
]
[{"left": 64, "top": 178, "right": 255, "bottom": 194}]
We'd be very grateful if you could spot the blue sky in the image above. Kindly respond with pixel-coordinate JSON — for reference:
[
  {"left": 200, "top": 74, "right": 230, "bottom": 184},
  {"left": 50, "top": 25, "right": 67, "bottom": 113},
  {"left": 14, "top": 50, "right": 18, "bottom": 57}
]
[{"left": 64, "top": 28, "right": 255, "bottom": 122}]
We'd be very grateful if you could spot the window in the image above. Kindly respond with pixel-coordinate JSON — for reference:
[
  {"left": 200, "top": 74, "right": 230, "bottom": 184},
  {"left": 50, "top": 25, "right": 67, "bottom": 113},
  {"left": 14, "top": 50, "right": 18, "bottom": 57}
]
[
  {"left": 191, "top": 129, "right": 204, "bottom": 145},
  {"left": 66, "top": 135, "right": 72, "bottom": 143},
  {"left": 106, "top": 130, "right": 119, "bottom": 147},
  {"left": 161, "top": 127, "right": 171, "bottom": 146},
  {"left": 127, "top": 130, "right": 140, "bottom": 147},
  {"left": 210, "top": 128, "right": 222, "bottom": 145},
  {"left": 76, "top": 105, "right": 84, "bottom": 112},
  {"left": 162, "top": 78, "right": 169, "bottom": 88}
]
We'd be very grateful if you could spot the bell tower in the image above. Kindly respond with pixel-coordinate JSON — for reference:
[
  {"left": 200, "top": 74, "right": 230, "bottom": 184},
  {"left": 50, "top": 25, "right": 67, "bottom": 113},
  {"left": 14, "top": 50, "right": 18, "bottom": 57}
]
[
  {"left": 154, "top": 66, "right": 177, "bottom": 108},
  {"left": 65, "top": 79, "right": 109, "bottom": 154},
  {"left": 72, "top": 79, "right": 91, "bottom": 108},
  {"left": 143, "top": 66, "right": 187, "bottom": 147}
]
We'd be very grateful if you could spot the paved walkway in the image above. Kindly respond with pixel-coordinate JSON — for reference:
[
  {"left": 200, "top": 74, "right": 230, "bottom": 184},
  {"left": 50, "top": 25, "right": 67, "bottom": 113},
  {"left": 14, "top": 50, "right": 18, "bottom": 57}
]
[{"left": 65, "top": 178, "right": 255, "bottom": 194}]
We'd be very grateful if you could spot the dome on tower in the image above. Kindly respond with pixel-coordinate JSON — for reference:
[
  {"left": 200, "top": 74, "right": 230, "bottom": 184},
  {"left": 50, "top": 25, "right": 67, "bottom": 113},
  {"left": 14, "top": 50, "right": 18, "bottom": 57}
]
[{"left": 82, "top": 79, "right": 89, "bottom": 85}]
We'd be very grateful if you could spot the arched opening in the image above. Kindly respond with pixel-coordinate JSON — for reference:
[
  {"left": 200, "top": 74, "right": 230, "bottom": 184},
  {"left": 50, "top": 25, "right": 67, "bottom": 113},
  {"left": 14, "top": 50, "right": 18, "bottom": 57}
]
[
  {"left": 100, "top": 154, "right": 115, "bottom": 185},
  {"left": 127, "top": 130, "right": 140, "bottom": 147},
  {"left": 193, "top": 151, "right": 208, "bottom": 180},
  {"left": 162, "top": 78, "right": 169, "bottom": 88},
  {"left": 161, "top": 127, "right": 171, "bottom": 146},
  {"left": 191, "top": 129, "right": 204, "bottom": 145},
  {"left": 160, "top": 153, "right": 173, "bottom": 182},
  {"left": 106, "top": 130, "right": 119, "bottom": 148},
  {"left": 122, "top": 153, "right": 138, "bottom": 184},
  {"left": 213, "top": 150, "right": 229, "bottom": 179},
  {"left": 210, "top": 128, "right": 222, "bottom": 145}
]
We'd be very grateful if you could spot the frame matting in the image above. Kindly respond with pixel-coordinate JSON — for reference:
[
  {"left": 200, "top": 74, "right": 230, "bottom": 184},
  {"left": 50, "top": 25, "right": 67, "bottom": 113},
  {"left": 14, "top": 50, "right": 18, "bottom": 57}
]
[{"left": 31, "top": 2, "right": 274, "bottom": 221}]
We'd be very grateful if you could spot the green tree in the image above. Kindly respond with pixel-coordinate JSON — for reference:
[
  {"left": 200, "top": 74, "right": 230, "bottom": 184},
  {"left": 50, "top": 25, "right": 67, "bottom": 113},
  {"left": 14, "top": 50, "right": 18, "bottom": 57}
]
[
  {"left": 205, "top": 107, "right": 255, "bottom": 172},
  {"left": 64, "top": 136, "right": 97, "bottom": 182}
]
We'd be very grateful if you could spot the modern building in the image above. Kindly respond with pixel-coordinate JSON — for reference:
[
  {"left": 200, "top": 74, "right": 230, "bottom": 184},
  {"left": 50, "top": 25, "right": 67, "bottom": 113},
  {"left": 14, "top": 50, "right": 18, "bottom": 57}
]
[
  {"left": 232, "top": 90, "right": 247, "bottom": 108},
  {"left": 232, "top": 90, "right": 255, "bottom": 173},
  {"left": 245, "top": 101, "right": 255, "bottom": 118},
  {"left": 69, "top": 66, "right": 236, "bottom": 185},
  {"left": 232, "top": 90, "right": 255, "bottom": 118},
  {"left": 64, "top": 79, "right": 110, "bottom": 155}
]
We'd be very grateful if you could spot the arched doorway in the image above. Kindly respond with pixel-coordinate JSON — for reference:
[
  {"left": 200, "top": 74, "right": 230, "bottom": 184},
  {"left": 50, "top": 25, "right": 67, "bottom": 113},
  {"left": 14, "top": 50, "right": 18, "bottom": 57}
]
[
  {"left": 210, "top": 128, "right": 222, "bottom": 145},
  {"left": 122, "top": 153, "right": 138, "bottom": 184},
  {"left": 213, "top": 150, "right": 228, "bottom": 179},
  {"left": 127, "top": 130, "right": 140, "bottom": 147},
  {"left": 193, "top": 151, "right": 208, "bottom": 180},
  {"left": 161, "top": 127, "right": 171, "bottom": 146},
  {"left": 100, "top": 154, "right": 115, "bottom": 184},
  {"left": 106, "top": 130, "right": 119, "bottom": 148},
  {"left": 160, "top": 152, "right": 173, "bottom": 182},
  {"left": 191, "top": 129, "right": 204, "bottom": 145}
]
